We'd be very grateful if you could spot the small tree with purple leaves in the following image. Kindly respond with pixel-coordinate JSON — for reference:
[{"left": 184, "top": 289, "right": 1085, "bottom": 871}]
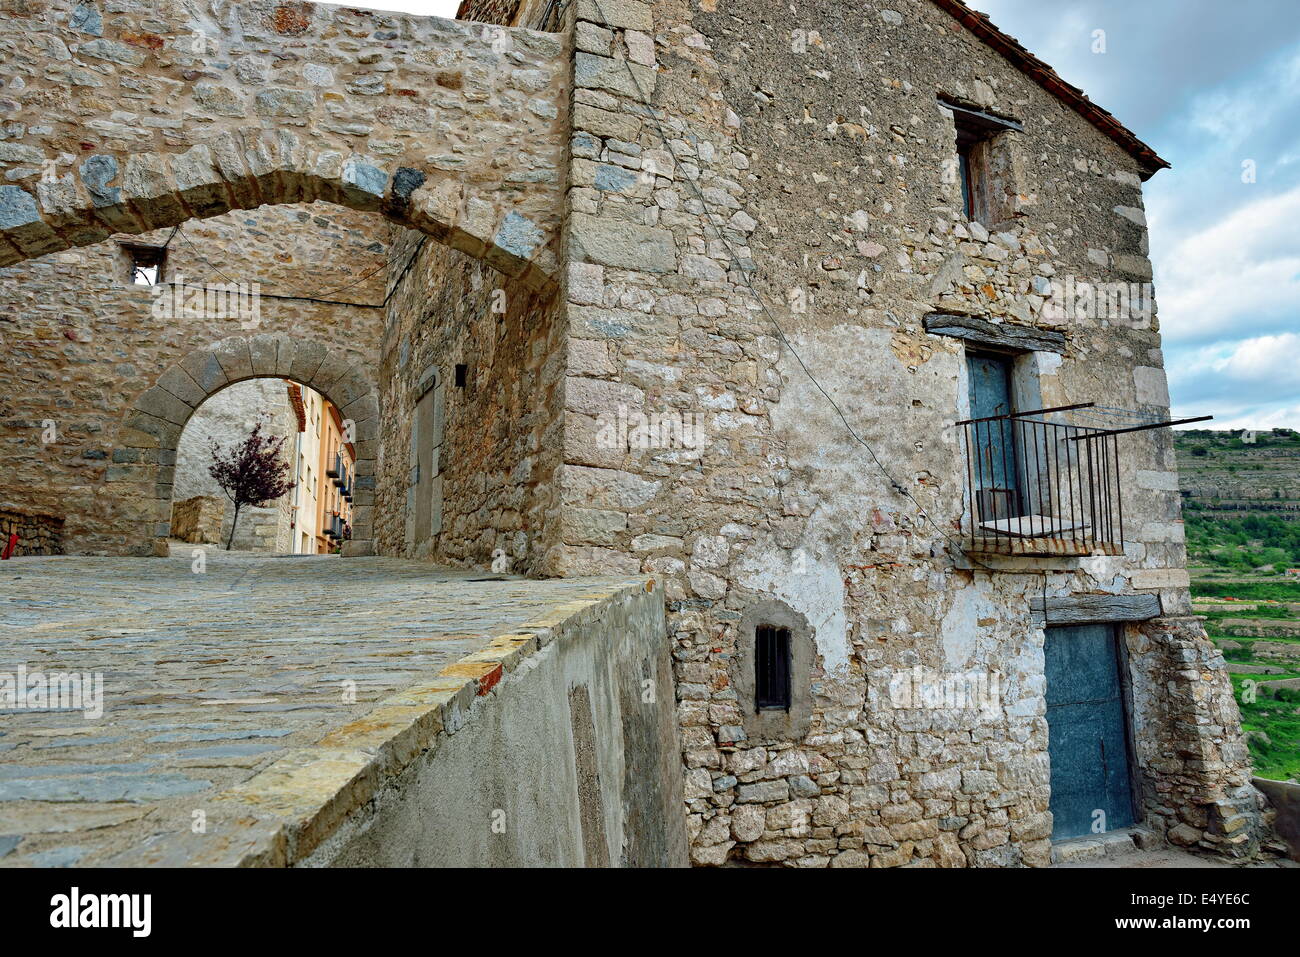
[{"left": 207, "top": 416, "right": 295, "bottom": 550}]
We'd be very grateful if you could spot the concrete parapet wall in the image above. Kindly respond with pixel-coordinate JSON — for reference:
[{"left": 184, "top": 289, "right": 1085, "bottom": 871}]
[
  {"left": 1254, "top": 777, "right": 1300, "bottom": 862},
  {"left": 307, "top": 578, "right": 688, "bottom": 867}
]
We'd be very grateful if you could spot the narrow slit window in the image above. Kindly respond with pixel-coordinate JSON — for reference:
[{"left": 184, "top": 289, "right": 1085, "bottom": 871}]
[
  {"left": 454, "top": 363, "right": 467, "bottom": 388},
  {"left": 755, "top": 624, "right": 792, "bottom": 711}
]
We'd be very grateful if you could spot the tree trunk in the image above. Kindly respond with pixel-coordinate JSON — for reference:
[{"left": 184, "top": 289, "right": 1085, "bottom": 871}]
[{"left": 226, "top": 503, "right": 241, "bottom": 551}]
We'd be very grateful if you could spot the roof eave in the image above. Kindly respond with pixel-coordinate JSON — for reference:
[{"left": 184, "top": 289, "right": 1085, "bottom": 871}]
[{"left": 930, "top": 0, "right": 1171, "bottom": 179}]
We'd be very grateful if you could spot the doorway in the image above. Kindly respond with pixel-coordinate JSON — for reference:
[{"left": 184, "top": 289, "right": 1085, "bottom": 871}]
[
  {"left": 966, "top": 350, "right": 1022, "bottom": 523},
  {"left": 1044, "top": 623, "right": 1137, "bottom": 840}
]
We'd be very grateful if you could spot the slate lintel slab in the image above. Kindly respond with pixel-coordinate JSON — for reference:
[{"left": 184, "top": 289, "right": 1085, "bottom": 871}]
[{"left": 923, "top": 312, "right": 1068, "bottom": 354}]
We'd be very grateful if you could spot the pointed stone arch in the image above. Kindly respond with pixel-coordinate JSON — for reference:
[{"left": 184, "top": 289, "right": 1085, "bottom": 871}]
[{"left": 119, "top": 334, "right": 379, "bottom": 556}]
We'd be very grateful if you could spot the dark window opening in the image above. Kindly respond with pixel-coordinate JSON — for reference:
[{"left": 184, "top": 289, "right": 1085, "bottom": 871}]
[
  {"left": 940, "top": 98, "right": 1021, "bottom": 226},
  {"left": 454, "top": 363, "right": 467, "bottom": 388},
  {"left": 954, "top": 121, "right": 991, "bottom": 224},
  {"left": 755, "top": 624, "right": 792, "bottom": 711},
  {"left": 122, "top": 243, "right": 166, "bottom": 286}
]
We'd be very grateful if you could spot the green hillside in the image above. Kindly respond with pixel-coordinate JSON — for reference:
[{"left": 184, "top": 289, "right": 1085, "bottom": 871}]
[{"left": 1176, "top": 428, "right": 1300, "bottom": 781}]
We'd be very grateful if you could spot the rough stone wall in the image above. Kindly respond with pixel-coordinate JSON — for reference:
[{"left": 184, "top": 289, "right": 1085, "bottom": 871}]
[
  {"left": 459, "top": 0, "right": 559, "bottom": 29},
  {"left": 0, "top": 0, "right": 568, "bottom": 288},
  {"left": 174, "top": 378, "right": 296, "bottom": 552},
  {"left": 1129, "top": 617, "right": 1261, "bottom": 856},
  {"left": 0, "top": 505, "right": 64, "bottom": 555},
  {"left": 170, "top": 495, "right": 224, "bottom": 545},
  {"left": 555, "top": 0, "right": 1254, "bottom": 866},
  {"left": 458, "top": 0, "right": 524, "bottom": 25},
  {"left": 374, "top": 229, "right": 566, "bottom": 575},
  {"left": 0, "top": 202, "right": 384, "bottom": 554}
]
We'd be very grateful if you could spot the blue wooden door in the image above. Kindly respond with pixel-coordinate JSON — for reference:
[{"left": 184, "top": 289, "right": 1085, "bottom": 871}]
[
  {"left": 966, "top": 353, "right": 1020, "bottom": 520},
  {"left": 1044, "top": 624, "right": 1136, "bottom": 840}
]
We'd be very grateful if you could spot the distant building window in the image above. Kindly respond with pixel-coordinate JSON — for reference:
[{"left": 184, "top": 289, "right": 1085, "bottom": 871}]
[
  {"left": 122, "top": 244, "right": 165, "bottom": 286},
  {"left": 454, "top": 363, "right": 468, "bottom": 389},
  {"left": 754, "top": 624, "right": 792, "bottom": 711}
]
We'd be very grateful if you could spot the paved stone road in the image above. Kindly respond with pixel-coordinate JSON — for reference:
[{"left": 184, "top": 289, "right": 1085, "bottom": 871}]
[{"left": 0, "top": 552, "right": 643, "bottom": 866}]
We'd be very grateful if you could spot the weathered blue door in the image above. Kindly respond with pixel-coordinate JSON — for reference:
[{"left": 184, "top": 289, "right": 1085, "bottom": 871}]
[
  {"left": 966, "top": 353, "right": 1020, "bottom": 521},
  {"left": 1044, "top": 624, "right": 1136, "bottom": 840}
]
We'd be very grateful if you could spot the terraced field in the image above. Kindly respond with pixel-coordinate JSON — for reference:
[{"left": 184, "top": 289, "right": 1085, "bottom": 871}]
[{"left": 1190, "top": 578, "right": 1300, "bottom": 782}]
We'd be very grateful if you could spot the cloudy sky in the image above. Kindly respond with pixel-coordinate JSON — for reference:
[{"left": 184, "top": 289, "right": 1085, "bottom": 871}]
[
  {"left": 972, "top": 0, "right": 1300, "bottom": 429},
  {"left": 351, "top": 1, "right": 1297, "bottom": 429}
]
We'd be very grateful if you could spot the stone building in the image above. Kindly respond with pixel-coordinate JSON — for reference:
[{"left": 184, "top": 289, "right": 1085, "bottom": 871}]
[{"left": 0, "top": 0, "right": 1266, "bottom": 866}]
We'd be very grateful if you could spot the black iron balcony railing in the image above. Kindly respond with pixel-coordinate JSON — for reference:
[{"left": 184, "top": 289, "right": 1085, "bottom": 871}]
[
  {"left": 959, "top": 402, "right": 1124, "bottom": 556},
  {"left": 957, "top": 401, "right": 1212, "bottom": 557}
]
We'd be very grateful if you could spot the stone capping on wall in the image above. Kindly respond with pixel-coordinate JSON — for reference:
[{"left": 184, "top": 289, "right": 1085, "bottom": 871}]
[
  {"left": 119, "top": 334, "right": 380, "bottom": 556},
  {"left": 140, "top": 576, "right": 661, "bottom": 867},
  {"left": 1029, "top": 593, "right": 1162, "bottom": 627},
  {"left": 923, "top": 312, "right": 1068, "bottom": 354}
]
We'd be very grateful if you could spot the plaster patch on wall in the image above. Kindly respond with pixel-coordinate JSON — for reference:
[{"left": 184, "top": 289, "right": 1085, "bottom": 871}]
[
  {"left": 1133, "top": 366, "right": 1169, "bottom": 407},
  {"left": 1078, "top": 554, "right": 1127, "bottom": 590},
  {"left": 770, "top": 326, "right": 958, "bottom": 526},
  {"left": 939, "top": 576, "right": 1003, "bottom": 670},
  {"left": 737, "top": 546, "right": 850, "bottom": 675},
  {"left": 1034, "top": 351, "right": 1062, "bottom": 376}
]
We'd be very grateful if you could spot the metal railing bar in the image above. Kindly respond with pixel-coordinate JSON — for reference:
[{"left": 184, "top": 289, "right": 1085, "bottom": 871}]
[
  {"left": 956, "top": 401, "right": 1096, "bottom": 427},
  {"left": 1068, "top": 415, "right": 1214, "bottom": 439}
]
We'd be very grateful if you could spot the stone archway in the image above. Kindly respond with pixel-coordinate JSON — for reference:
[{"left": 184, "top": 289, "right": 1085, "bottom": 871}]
[
  {"left": 0, "top": 1, "right": 564, "bottom": 290},
  {"left": 119, "top": 334, "right": 380, "bottom": 556}
]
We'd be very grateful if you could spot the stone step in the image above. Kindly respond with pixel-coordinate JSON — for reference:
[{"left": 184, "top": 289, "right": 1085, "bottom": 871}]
[{"left": 1050, "top": 827, "right": 1156, "bottom": 865}]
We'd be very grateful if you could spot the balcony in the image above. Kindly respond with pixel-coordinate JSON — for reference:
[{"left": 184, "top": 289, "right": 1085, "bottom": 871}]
[{"left": 960, "top": 403, "right": 1126, "bottom": 557}]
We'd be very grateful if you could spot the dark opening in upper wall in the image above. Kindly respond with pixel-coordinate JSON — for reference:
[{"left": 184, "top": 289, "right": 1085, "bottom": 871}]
[
  {"left": 120, "top": 243, "right": 166, "bottom": 287},
  {"left": 940, "top": 97, "right": 1023, "bottom": 228}
]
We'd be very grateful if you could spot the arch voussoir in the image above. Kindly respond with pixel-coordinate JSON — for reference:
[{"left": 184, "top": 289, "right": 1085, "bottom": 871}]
[
  {"left": 211, "top": 336, "right": 257, "bottom": 385},
  {"left": 155, "top": 365, "right": 208, "bottom": 409},
  {"left": 247, "top": 334, "right": 281, "bottom": 378}
]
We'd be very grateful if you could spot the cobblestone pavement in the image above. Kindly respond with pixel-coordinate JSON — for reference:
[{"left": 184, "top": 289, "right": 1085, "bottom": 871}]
[{"left": 0, "top": 552, "right": 644, "bottom": 866}]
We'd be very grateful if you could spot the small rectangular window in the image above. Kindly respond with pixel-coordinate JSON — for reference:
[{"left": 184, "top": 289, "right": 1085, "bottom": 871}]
[
  {"left": 454, "top": 363, "right": 467, "bottom": 388},
  {"left": 955, "top": 123, "right": 990, "bottom": 223},
  {"left": 755, "top": 625, "right": 791, "bottom": 711},
  {"left": 122, "top": 243, "right": 165, "bottom": 286}
]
